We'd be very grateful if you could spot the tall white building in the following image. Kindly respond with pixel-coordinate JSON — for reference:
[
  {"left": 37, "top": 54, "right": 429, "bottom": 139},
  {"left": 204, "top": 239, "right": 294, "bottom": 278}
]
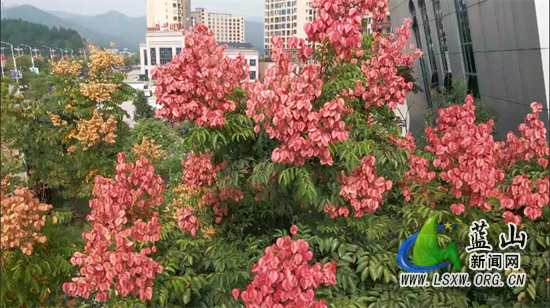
[
  {"left": 264, "top": 0, "right": 317, "bottom": 57},
  {"left": 146, "top": 0, "right": 191, "bottom": 29},
  {"left": 190, "top": 8, "right": 245, "bottom": 43}
]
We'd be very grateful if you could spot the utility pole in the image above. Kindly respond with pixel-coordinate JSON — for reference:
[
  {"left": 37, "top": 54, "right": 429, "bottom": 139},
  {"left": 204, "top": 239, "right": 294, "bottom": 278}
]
[
  {"left": 20, "top": 44, "right": 35, "bottom": 69},
  {"left": 1, "top": 41, "right": 19, "bottom": 82}
]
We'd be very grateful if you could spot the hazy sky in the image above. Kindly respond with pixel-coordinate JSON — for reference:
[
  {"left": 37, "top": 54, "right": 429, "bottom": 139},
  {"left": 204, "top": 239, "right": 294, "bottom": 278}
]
[{"left": 3, "top": 0, "right": 265, "bottom": 20}]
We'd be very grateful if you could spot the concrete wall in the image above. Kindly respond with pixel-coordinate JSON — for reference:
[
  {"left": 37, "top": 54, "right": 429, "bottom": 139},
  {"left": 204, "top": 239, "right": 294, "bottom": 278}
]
[{"left": 389, "top": 0, "right": 549, "bottom": 140}]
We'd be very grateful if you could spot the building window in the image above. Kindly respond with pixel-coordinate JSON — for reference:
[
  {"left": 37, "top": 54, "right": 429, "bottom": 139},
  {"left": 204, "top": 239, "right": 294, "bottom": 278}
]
[
  {"left": 250, "top": 59, "right": 256, "bottom": 66},
  {"left": 150, "top": 48, "right": 156, "bottom": 65},
  {"left": 419, "top": 0, "right": 438, "bottom": 88},
  {"left": 455, "top": 0, "right": 479, "bottom": 97},
  {"left": 176, "top": 47, "right": 182, "bottom": 55},
  {"left": 432, "top": 0, "right": 452, "bottom": 89},
  {"left": 159, "top": 48, "right": 172, "bottom": 65},
  {"left": 250, "top": 71, "right": 256, "bottom": 80},
  {"left": 409, "top": 0, "right": 433, "bottom": 108},
  {"left": 143, "top": 49, "right": 148, "bottom": 65}
]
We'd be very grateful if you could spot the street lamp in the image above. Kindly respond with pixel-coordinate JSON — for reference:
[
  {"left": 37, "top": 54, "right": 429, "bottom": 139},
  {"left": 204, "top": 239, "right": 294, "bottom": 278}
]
[
  {"left": 54, "top": 47, "right": 64, "bottom": 58},
  {"left": 14, "top": 46, "right": 23, "bottom": 57},
  {"left": 20, "top": 44, "right": 35, "bottom": 69},
  {"left": 79, "top": 48, "right": 87, "bottom": 61},
  {"left": 65, "top": 48, "right": 74, "bottom": 58},
  {"left": 31, "top": 48, "right": 41, "bottom": 59},
  {"left": 0, "top": 41, "right": 19, "bottom": 82},
  {"left": 42, "top": 45, "right": 55, "bottom": 62}
]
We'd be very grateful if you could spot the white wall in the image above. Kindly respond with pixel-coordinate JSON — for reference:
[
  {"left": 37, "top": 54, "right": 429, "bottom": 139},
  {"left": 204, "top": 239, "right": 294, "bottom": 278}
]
[{"left": 535, "top": 0, "right": 549, "bottom": 117}]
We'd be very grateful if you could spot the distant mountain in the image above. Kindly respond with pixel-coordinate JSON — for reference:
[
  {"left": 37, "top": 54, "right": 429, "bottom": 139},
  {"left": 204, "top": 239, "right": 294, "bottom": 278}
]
[
  {"left": 47, "top": 10, "right": 82, "bottom": 19},
  {"left": 50, "top": 10, "right": 146, "bottom": 50},
  {"left": 1, "top": 19, "right": 86, "bottom": 50},
  {"left": 7, "top": 4, "right": 263, "bottom": 54},
  {"left": 4, "top": 5, "right": 138, "bottom": 51},
  {"left": 245, "top": 20, "right": 264, "bottom": 53}
]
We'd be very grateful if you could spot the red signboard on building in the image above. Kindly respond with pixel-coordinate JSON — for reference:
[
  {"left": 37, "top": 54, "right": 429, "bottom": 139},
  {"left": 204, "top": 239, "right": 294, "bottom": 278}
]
[{"left": 154, "top": 23, "right": 184, "bottom": 31}]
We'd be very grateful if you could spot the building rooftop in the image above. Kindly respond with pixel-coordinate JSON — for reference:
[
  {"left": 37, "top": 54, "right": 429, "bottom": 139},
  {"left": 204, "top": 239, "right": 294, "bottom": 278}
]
[{"left": 219, "top": 42, "right": 256, "bottom": 49}]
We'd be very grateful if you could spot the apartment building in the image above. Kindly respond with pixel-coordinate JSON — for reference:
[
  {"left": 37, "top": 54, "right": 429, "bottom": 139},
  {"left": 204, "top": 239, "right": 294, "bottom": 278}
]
[
  {"left": 146, "top": 0, "right": 191, "bottom": 29},
  {"left": 190, "top": 8, "right": 245, "bottom": 43},
  {"left": 389, "top": 0, "right": 549, "bottom": 139},
  {"left": 263, "top": 0, "right": 317, "bottom": 57},
  {"left": 360, "top": 12, "right": 393, "bottom": 35}
]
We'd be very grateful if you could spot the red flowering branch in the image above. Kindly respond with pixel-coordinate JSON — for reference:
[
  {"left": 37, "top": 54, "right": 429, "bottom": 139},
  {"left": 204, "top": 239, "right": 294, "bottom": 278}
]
[
  {"left": 199, "top": 187, "right": 244, "bottom": 224},
  {"left": 182, "top": 151, "right": 227, "bottom": 190},
  {"left": 394, "top": 96, "right": 549, "bottom": 222},
  {"left": 177, "top": 207, "right": 200, "bottom": 236},
  {"left": 335, "top": 155, "right": 393, "bottom": 217},
  {"left": 246, "top": 36, "right": 349, "bottom": 166},
  {"left": 153, "top": 24, "right": 249, "bottom": 128},
  {"left": 305, "top": 0, "right": 388, "bottom": 61},
  {"left": 233, "top": 226, "right": 337, "bottom": 308},
  {"left": 63, "top": 153, "right": 165, "bottom": 302},
  {"left": 1, "top": 176, "right": 52, "bottom": 255}
]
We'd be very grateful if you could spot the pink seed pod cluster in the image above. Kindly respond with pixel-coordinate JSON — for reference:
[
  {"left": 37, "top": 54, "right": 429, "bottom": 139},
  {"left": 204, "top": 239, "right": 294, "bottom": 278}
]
[
  {"left": 1, "top": 176, "right": 52, "bottom": 255},
  {"left": 182, "top": 151, "right": 227, "bottom": 190},
  {"left": 340, "top": 19, "right": 420, "bottom": 111},
  {"left": 392, "top": 96, "right": 549, "bottom": 222},
  {"left": 153, "top": 24, "right": 249, "bottom": 128},
  {"left": 304, "top": 0, "right": 388, "bottom": 61},
  {"left": 233, "top": 226, "right": 337, "bottom": 308},
  {"left": 425, "top": 95, "right": 505, "bottom": 212},
  {"left": 177, "top": 207, "right": 200, "bottom": 236},
  {"left": 63, "top": 153, "right": 164, "bottom": 302},
  {"left": 246, "top": 36, "right": 349, "bottom": 166},
  {"left": 502, "top": 103, "right": 549, "bottom": 168},
  {"left": 338, "top": 155, "right": 393, "bottom": 217},
  {"left": 199, "top": 187, "right": 244, "bottom": 224}
]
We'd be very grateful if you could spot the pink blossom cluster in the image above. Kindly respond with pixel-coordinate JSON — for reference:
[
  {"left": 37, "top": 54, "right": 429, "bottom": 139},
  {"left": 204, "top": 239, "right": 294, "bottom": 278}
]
[
  {"left": 232, "top": 226, "right": 337, "bottom": 308},
  {"left": 425, "top": 95, "right": 505, "bottom": 212},
  {"left": 199, "top": 187, "right": 244, "bottom": 224},
  {"left": 387, "top": 131, "right": 416, "bottom": 155},
  {"left": 177, "top": 207, "right": 200, "bottom": 236},
  {"left": 1, "top": 176, "right": 52, "bottom": 255},
  {"left": 338, "top": 155, "right": 393, "bottom": 217},
  {"left": 499, "top": 176, "right": 549, "bottom": 221},
  {"left": 401, "top": 155, "right": 436, "bottom": 205},
  {"left": 152, "top": 24, "right": 248, "bottom": 128},
  {"left": 323, "top": 203, "right": 350, "bottom": 218},
  {"left": 394, "top": 96, "right": 549, "bottom": 222},
  {"left": 502, "top": 211, "right": 523, "bottom": 226},
  {"left": 502, "top": 103, "right": 550, "bottom": 168},
  {"left": 182, "top": 151, "right": 227, "bottom": 190},
  {"left": 63, "top": 153, "right": 164, "bottom": 302},
  {"left": 250, "top": 182, "right": 266, "bottom": 202},
  {"left": 246, "top": 36, "right": 349, "bottom": 166},
  {"left": 304, "top": 0, "right": 388, "bottom": 61},
  {"left": 341, "top": 19, "right": 419, "bottom": 110}
]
